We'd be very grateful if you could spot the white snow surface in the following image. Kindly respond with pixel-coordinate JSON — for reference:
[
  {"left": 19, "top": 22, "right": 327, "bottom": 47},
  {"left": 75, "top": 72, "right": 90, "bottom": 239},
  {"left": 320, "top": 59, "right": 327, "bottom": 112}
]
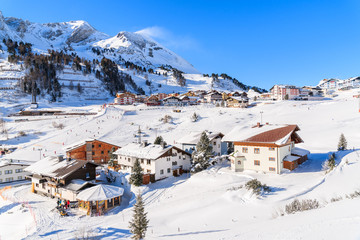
[
  {"left": 114, "top": 143, "right": 172, "bottom": 160},
  {"left": 1, "top": 87, "right": 360, "bottom": 239}
]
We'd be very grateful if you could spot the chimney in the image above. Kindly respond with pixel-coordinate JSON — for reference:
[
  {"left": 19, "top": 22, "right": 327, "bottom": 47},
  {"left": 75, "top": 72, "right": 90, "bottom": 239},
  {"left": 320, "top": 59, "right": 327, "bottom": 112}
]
[
  {"left": 57, "top": 155, "right": 64, "bottom": 162},
  {"left": 141, "top": 140, "right": 148, "bottom": 147},
  {"left": 266, "top": 122, "right": 269, "bottom": 125},
  {"left": 161, "top": 141, "right": 166, "bottom": 149}
]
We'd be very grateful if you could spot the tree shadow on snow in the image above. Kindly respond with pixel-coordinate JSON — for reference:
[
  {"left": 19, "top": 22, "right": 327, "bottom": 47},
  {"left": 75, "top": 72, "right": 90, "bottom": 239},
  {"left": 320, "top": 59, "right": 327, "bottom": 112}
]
[
  {"left": 39, "top": 229, "right": 64, "bottom": 237},
  {"left": 290, "top": 149, "right": 359, "bottom": 173},
  {"left": 0, "top": 202, "right": 20, "bottom": 214},
  {"left": 95, "top": 227, "right": 131, "bottom": 239}
]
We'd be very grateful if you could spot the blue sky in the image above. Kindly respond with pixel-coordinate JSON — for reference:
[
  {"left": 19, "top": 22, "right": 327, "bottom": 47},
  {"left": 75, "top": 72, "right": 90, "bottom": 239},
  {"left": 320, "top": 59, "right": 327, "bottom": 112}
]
[{"left": 2, "top": 0, "right": 360, "bottom": 89}]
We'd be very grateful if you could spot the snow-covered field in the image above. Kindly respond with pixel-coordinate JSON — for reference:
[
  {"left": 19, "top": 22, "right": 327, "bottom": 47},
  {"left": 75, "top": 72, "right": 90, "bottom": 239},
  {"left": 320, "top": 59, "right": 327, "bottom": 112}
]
[{"left": 1, "top": 90, "right": 360, "bottom": 239}]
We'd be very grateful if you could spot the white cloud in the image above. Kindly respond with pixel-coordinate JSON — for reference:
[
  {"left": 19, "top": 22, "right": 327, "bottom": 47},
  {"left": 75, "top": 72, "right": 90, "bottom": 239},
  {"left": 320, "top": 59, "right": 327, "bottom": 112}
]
[{"left": 136, "top": 26, "right": 199, "bottom": 51}]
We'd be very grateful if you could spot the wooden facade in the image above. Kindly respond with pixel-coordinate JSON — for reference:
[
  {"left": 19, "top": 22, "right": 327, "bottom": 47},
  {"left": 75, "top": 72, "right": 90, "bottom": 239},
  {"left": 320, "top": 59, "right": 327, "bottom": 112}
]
[{"left": 66, "top": 139, "right": 120, "bottom": 164}]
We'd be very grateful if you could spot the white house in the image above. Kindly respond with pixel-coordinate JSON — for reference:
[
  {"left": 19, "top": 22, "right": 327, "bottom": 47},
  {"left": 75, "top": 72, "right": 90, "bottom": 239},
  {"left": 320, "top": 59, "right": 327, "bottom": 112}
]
[
  {"left": 223, "top": 123, "right": 309, "bottom": 174},
  {"left": 177, "top": 131, "right": 225, "bottom": 156},
  {"left": 0, "top": 160, "right": 30, "bottom": 183},
  {"left": 114, "top": 142, "right": 192, "bottom": 181}
]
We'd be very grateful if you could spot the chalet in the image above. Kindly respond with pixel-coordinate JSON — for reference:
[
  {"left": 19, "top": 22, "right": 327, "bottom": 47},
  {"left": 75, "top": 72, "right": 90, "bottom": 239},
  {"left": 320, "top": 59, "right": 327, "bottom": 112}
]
[
  {"left": 162, "top": 96, "right": 182, "bottom": 106},
  {"left": 25, "top": 156, "right": 98, "bottom": 200},
  {"left": 156, "top": 93, "right": 168, "bottom": 100},
  {"left": 223, "top": 123, "right": 309, "bottom": 174},
  {"left": 225, "top": 95, "right": 249, "bottom": 108},
  {"left": 177, "top": 131, "right": 225, "bottom": 156},
  {"left": 0, "top": 160, "right": 30, "bottom": 183},
  {"left": 270, "top": 85, "right": 300, "bottom": 100},
  {"left": 146, "top": 95, "right": 161, "bottom": 106},
  {"left": 178, "top": 95, "right": 190, "bottom": 105},
  {"left": 114, "top": 142, "right": 192, "bottom": 183},
  {"left": 205, "top": 91, "right": 223, "bottom": 103},
  {"left": 135, "top": 95, "right": 147, "bottom": 103},
  {"left": 114, "top": 92, "right": 136, "bottom": 105},
  {"left": 65, "top": 139, "right": 120, "bottom": 164}
]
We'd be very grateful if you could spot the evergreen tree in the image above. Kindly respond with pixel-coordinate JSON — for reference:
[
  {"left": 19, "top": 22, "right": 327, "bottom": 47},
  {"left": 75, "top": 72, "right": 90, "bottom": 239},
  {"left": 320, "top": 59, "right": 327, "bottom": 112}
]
[
  {"left": 108, "top": 147, "right": 116, "bottom": 167},
  {"left": 338, "top": 133, "right": 347, "bottom": 151},
  {"left": 154, "top": 136, "right": 166, "bottom": 145},
  {"left": 327, "top": 153, "right": 336, "bottom": 170},
  {"left": 191, "top": 131, "right": 213, "bottom": 172},
  {"left": 77, "top": 82, "right": 82, "bottom": 93},
  {"left": 129, "top": 159, "right": 143, "bottom": 186},
  {"left": 284, "top": 94, "right": 289, "bottom": 100},
  {"left": 129, "top": 192, "right": 149, "bottom": 240}
]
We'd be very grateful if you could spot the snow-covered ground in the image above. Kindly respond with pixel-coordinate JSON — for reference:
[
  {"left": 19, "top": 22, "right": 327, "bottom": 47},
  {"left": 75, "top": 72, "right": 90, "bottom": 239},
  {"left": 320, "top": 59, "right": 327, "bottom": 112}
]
[{"left": 1, "top": 89, "right": 360, "bottom": 239}]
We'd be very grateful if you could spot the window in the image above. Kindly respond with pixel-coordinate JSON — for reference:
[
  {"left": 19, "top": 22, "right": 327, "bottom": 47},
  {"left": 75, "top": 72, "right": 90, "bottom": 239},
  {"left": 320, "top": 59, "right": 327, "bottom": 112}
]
[
  {"left": 101, "top": 151, "right": 104, "bottom": 154},
  {"left": 99, "top": 144, "right": 101, "bottom": 147},
  {"left": 5, "top": 170, "right": 12, "bottom": 174},
  {"left": 0, "top": 179, "right": 2, "bottom": 183},
  {"left": 92, "top": 151, "right": 95, "bottom": 155},
  {"left": 5, "top": 177, "right": 13, "bottom": 182},
  {"left": 179, "top": 156, "right": 181, "bottom": 159},
  {"left": 42, "top": 183, "right": 45, "bottom": 189},
  {"left": 269, "top": 157, "right": 275, "bottom": 161},
  {"left": 92, "top": 144, "right": 94, "bottom": 148},
  {"left": 147, "top": 160, "right": 151, "bottom": 165},
  {"left": 160, "top": 169, "right": 164, "bottom": 174},
  {"left": 269, "top": 167, "right": 276, "bottom": 172},
  {"left": 213, "top": 142, "right": 216, "bottom": 145},
  {"left": 254, "top": 148, "right": 260, "bottom": 154},
  {"left": 269, "top": 147, "right": 275, "bottom": 151},
  {"left": 167, "top": 168, "right": 171, "bottom": 173},
  {"left": 242, "top": 147, "right": 248, "bottom": 153},
  {"left": 237, "top": 160, "right": 241, "bottom": 165},
  {"left": 16, "top": 169, "right": 23, "bottom": 173},
  {"left": 0, "top": 171, "right": 2, "bottom": 175},
  {"left": 35, "top": 183, "right": 39, "bottom": 188},
  {"left": 166, "top": 157, "right": 170, "bottom": 161},
  {"left": 128, "top": 158, "right": 131, "bottom": 162},
  {"left": 18, "top": 176, "right": 22, "bottom": 180},
  {"left": 172, "top": 161, "right": 177, "bottom": 166},
  {"left": 254, "top": 160, "right": 260, "bottom": 166},
  {"left": 108, "top": 150, "right": 110, "bottom": 153},
  {"left": 86, "top": 172, "right": 90, "bottom": 179},
  {"left": 147, "top": 170, "right": 151, "bottom": 173},
  {"left": 141, "top": 159, "right": 144, "bottom": 164}
]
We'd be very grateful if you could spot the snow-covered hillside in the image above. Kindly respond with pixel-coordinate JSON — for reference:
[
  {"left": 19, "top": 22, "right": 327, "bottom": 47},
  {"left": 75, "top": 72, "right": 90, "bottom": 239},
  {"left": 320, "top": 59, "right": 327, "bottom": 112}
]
[{"left": 0, "top": 89, "right": 360, "bottom": 239}]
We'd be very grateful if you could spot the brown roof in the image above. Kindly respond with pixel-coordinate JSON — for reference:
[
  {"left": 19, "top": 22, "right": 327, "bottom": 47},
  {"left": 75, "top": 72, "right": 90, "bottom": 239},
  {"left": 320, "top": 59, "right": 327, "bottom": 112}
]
[{"left": 245, "top": 125, "right": 301, "bottom": 144}]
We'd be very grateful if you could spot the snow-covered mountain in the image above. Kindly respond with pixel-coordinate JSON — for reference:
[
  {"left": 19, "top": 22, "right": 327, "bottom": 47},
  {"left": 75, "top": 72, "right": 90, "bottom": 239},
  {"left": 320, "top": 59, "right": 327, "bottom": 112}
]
[{"left": 0, "top": 11, "right": 197, "bottom": 74}]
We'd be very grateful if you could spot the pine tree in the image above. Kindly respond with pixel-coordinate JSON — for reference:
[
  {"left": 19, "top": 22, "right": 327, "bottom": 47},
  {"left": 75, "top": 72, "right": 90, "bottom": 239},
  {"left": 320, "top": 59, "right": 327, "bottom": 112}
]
[
  {"left": 108, "top": 147, "right": 116, "bottom": 167},
  {"left": 191, "top": 131, "right": 213, "bottom": 172},
  {"left": 130, "top": 159, "right": 143, "bottom": 186},
  {"left": 338, "top": 133, "right": 347, "bottom": 151},
  {"left": 327, "top": 153, "right": 336, "bottom": 170},
  {"left": 129, "top": 192, "right": 149, "bottom": 240},
  {"left": 154, "top": 136, "right": 166, "bottom": 145}
]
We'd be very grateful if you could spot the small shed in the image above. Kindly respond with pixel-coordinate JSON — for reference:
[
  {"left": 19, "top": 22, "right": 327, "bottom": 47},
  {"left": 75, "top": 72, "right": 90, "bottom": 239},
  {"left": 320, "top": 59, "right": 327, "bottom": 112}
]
[{"left": 76, "top": 184, "right": 124, "bottom": 216}]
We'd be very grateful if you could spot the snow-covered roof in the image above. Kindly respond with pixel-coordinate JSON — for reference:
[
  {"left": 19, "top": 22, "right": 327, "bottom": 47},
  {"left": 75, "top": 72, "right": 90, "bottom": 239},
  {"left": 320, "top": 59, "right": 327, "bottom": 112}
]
[
  {"left": 0, "top": 159, "right": 30, "bottom": 168},
  {"left": 177, "top": 131, "right": 224, "bottom": 145},
  {"left": 223, "top": 124, "right": 301, "bottom": 145},
  {"left": 25, "top": 156, "right": 95, "bottom": 179},
  {"left": 291, "top": 147, "right": 310, "bottom": 157},
  {"left": 114, "top": 143, "right": 189, "bottom": 159},
  {"left": 63, "top": 179, "right": 94, "bottom": 192},
  {"left": 283, "top": 155, "right": 300, "bottom": 162},
  {"left": 76, "top": 184, "right": 124, "bottom": 201}
]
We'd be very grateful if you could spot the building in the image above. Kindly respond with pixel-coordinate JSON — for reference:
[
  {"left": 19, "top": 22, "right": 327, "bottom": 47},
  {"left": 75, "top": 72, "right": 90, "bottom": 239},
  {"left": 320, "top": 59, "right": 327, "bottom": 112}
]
[
  {"left": 225, "top": 96, "right": 249, "bottom": 108},
  {"left": 76, "top": 184, "right": 124, "bottom": 216},
  {"left": 223, "top": 123, "right": 309, "bottom": 174},
  {"left": 205, "top": 91, "right": 223, "bottom": 103},
  {"left": 114, "top": 142, "right": 192, "bottom": 182},
  {"left": 25, "top": 156, "right": 98, "bottom": 200},
  {"left": 162, "top": 96, "right": 182, "bottom": 106},
  {"left": 177, "top": 131, "right": 225, "bottom": 156},
  {"left": 146, "top": 95, "right": 161, "bottom": 106},
  {"left": 65, "top": 139, "right": 120, "bottom": 164},
  {"left": 270, "top": 85, "right": 300, "bottom": 100},
  {"left": 114, "top": 92, "right": 136, "bottom": 105},
  {"left": 317, "top": 77, "right": 360, "bottom": 90},
  {"left": 0, "top": 160, "right": 30, "bottom": 183}
]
